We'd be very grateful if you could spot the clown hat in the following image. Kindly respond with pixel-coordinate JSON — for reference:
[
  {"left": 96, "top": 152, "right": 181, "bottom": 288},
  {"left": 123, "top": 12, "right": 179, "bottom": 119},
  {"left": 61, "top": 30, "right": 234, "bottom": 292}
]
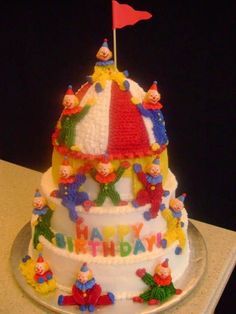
[
  {"left": 65, "top": 85, "right": 74, "bottom": 95},
  {"left": 100, "top": 153, "right": 110, "bottom": 164},
  {"left": 152, "top": 158, "right": 160, "bottom": 165},
  {"left": 34, "top": 189, "right": 41, "bottom": 198},
  {"left": 177, "top": 193, "right": 187, "bottom": 203},
  {"left": 161, "top": 258, "right": 169, "bottom": 268},
  {"left": 80, "top": 263, "right": 89, "bottom": 272},
  {"left": 62, "top": 156, "right": 70, "bottom": 166},
  {"left": 149, "top": 81, "right": 159, "bottom": 91},
  {"left": 102, "top": 38, "right": 109, "bottom": 48},
  {"left": 36, "top": 254, "right": 44, "bottom": 263}
]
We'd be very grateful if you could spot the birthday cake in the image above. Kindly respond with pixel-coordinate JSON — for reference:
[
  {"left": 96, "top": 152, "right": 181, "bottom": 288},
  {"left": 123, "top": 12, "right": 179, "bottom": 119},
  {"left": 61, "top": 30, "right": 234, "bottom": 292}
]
[{"left": 21, "top": 38, "right": 190, "bottom": 306}]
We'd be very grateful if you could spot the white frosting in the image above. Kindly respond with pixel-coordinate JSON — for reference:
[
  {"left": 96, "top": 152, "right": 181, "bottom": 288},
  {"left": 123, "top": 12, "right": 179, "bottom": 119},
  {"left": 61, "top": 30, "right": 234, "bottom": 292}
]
[{"left": 75, "top": 81, "right": 112, "bottom": 154}]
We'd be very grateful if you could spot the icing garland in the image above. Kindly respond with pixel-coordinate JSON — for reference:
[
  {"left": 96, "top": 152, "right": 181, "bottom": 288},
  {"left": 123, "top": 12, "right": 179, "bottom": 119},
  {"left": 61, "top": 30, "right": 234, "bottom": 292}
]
[{"left": 51, "top": 138, "right": 167, "bottom": 160}]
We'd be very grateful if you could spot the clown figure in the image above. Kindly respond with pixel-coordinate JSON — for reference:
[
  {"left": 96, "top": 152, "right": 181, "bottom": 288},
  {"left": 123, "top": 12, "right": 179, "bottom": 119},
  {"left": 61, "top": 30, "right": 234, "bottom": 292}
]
[
  {"left": 34, "top": 254, "right": 54, "bottom": 284},
  {"left": 32, "top": 189, "right": 49, "bottom": 216},
  {"left": 88, "top": 38, "right": 129, "bottom": 93},
  {"left": 90, "top": 158, "right": 130, "bottom": 206},
  {"left": 160, "top": 193, "right": 187, "bottom": 255},
  {"left": 20, "top": 254, "right": 56, "bottom": 294},
  {"left": 31, "top": 190, "right": 54, "bottom": 249},
  {"left": 136, "top": 81, "right": 168, "bottom": 147},
  {"left": 132, "top": 158, "right": 169, "bottom": 220},
  {"left": 57, "top": 85, "right": 92, "bottom": 148},
  {"left": 133, "top": 258, "right": 182, "bottom": 305},
  {"left": 50, "top": 158, "right": 93, "bottom": 222},
  {"left": 58, "top": 263, "right": 115, "bottom": 312}
]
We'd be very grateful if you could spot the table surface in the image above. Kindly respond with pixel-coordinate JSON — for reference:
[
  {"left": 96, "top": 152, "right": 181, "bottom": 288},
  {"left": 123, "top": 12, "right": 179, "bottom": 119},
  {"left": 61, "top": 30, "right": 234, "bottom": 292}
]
[{"left": 0, "top": 160, "right": 236, "bottom": 314}]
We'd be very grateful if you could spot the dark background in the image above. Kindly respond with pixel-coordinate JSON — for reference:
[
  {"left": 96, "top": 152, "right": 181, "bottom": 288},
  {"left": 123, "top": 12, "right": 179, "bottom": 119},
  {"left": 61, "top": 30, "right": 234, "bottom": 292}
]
[{"left": 1, "top": 1, "right": 235, "bottom": 312}]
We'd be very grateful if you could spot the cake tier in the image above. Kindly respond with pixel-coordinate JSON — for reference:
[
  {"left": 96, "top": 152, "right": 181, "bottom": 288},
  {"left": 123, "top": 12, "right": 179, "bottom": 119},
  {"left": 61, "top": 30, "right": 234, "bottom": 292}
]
[
  {"left": 29, "top": 234, "right": 190, "bottom": 299},
  {"left": 41, "top": 167, "right": 178, "bottom": 241}
]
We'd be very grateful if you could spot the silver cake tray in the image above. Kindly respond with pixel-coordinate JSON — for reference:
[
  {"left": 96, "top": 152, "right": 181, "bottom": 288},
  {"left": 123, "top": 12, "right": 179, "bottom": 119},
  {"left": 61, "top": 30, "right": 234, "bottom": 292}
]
[{"left": 10, "top": 221, "right": 207, "bottom": 313}]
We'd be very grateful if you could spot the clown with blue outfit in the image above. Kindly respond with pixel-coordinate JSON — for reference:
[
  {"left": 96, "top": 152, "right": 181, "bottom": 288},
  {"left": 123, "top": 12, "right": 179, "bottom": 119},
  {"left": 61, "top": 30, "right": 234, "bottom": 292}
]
[
  {"left": 58, "top": 263, "right": 115, "bottom": 312},
  {"left": 50, "top": 158, "right": 93, "bottom": 222},
  {"left": 136, "top": 81, "right": 168, "bottom": 146}
]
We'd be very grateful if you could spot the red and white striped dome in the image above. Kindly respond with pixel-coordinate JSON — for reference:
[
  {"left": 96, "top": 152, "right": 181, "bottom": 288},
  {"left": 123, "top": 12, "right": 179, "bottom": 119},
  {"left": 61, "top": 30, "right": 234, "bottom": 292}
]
[{"left": 52, "top": 79, "right": 166, "bottom": 160}]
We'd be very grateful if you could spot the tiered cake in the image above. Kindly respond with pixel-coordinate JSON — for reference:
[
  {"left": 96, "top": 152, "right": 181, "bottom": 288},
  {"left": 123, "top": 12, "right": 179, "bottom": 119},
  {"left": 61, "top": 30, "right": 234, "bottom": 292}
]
[{"left": 27, "top": 39, "right": 190, "bottom": 300}]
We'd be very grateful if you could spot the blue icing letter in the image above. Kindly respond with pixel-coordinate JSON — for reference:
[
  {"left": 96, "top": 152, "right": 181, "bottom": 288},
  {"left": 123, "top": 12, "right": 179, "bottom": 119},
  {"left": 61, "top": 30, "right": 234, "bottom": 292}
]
[
  {"left": 133, "top": 239, "right": 146, "bottom": 255},
  {"left": 90, "top": 227, "right": 103, "bottom": 241}
]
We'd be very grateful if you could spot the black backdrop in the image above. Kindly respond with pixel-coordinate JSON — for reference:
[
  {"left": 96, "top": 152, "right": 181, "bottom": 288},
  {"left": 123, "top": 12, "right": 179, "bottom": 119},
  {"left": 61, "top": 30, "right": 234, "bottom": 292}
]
[{"left": 1, "top": 1, "right": 235, "bottom": 312}]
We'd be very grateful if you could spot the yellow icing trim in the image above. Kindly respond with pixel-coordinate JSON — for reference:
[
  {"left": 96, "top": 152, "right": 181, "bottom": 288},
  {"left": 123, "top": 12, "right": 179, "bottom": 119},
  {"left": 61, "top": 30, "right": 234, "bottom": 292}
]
[{"left": 131, "top": 97, "right": 140, "bottom": 105}]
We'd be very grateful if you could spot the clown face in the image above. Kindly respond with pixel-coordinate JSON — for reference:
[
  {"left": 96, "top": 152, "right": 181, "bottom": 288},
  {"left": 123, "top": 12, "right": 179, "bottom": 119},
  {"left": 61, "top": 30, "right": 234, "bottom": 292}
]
[
  {"left": 156, "top": 265, "right": 171, "bottom": 279},
  {"left": 146, "top": 90, "right": 161, "bottom": 104},
  {"left": 35, "top": 262, "right": 49, "bottom": 275},
  {"left": 96, "top": 46, "right": 112, "bottom": 61},
  {"left": 59, "top": 165, "right": 73, "bottom": 178},
  {"left": 170, "top": 198, "right": 184, "bottom": 212},
  {"left": 148, "top": 163, "right": 161, "bottom": 177},
  {"left": 97, "top": 162, "right": 113, "bottom": 177},
  {"left": 33, "top": 196, "right": 46, "bottom": 209},
  {"left": 63, "top": 95, "right": 77, "bottom": 109},
  {"left": 78, "top": 271, "right": 89, "bottom": 284}
]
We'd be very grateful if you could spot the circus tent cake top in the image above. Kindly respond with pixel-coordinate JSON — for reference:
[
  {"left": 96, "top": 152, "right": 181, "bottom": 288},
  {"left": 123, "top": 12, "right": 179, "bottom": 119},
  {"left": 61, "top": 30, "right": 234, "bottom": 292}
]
[{"left": 52, "top": 39, "right": 168, "bottom": 161}]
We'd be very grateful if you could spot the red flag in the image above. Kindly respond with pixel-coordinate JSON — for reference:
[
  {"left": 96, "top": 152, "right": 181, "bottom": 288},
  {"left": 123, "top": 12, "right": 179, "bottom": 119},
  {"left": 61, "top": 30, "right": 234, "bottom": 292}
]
[{"left": 112, "top": 0, "right": 152, "bottom": 29}]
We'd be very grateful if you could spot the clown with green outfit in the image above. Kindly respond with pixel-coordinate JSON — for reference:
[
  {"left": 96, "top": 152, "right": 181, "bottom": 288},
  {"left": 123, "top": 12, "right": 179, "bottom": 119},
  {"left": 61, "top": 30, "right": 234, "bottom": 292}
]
[
  {"left": 57, "top": 85, "right": 92, "bottom": 149},
  {"left": 133, "top": 258, "right": 182, "bottom": 305},
  {"left": 90, "top": 158, "right": 130, "bottom": 206}
]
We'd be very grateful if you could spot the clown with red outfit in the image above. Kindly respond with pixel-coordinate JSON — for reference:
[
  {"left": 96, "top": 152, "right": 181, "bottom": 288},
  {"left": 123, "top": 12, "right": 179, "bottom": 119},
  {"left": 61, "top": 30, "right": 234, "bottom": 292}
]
[
  {"left": 90, "top": 158, "right": 130, "bottom": 206},
  {"left": 132, "top": 158, "right": 169, "bottom": 220},
  {"left": 58, "top": 263, "right": 115, "bottom": 312},
  {"left": 133, "top": 258, "right": 182, "bottom": 305}
]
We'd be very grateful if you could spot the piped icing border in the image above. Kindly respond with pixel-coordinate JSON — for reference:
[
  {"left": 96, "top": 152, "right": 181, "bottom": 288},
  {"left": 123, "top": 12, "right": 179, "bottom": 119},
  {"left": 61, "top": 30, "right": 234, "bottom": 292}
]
[{"left": 51, "top": 141, "right": 166, "bottom": 160}]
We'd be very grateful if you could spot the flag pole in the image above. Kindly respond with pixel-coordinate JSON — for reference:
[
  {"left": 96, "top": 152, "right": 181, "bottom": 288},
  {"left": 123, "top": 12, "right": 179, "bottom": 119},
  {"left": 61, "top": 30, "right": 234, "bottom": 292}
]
[
  {"left": 113, "top": 27, "right": 117, "bottom": 68},
  {"left": 112, "top": 0, "right": 117, "bottom": 68}
]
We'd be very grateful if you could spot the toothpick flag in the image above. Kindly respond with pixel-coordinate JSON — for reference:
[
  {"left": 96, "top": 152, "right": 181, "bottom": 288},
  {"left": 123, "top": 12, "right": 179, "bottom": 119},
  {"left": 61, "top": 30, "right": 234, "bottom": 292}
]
[{"left": 112, "top": 0, "right": 152, "bottom": 29}]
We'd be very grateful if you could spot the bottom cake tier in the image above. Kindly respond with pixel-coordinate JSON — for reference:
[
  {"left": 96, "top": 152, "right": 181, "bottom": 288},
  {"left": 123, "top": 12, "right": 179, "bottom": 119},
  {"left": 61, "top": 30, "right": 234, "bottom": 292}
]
[{"left": 29, "top": 235, "right": 190, "bottom": 299}]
